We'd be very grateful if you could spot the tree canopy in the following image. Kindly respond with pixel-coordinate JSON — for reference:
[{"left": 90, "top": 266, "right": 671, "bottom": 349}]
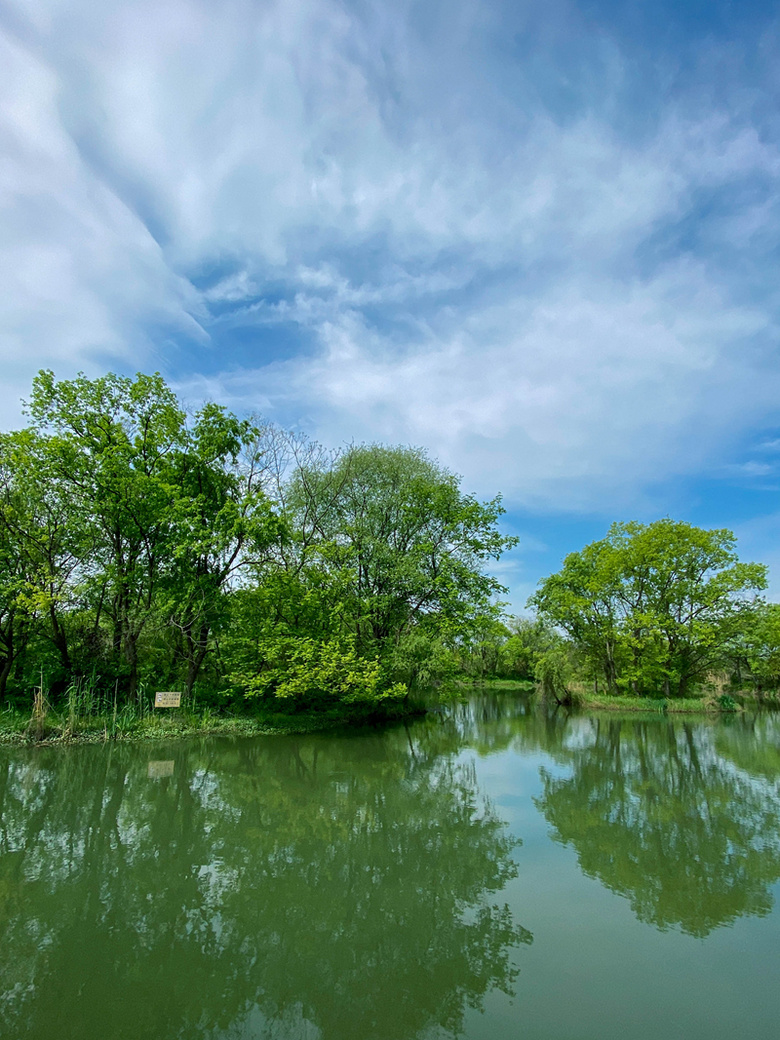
[
  {"left": 530, "top": 519, "right": 767, "bottom": 697},
  {"left": 0, "top": 370, "right": 516, "bottom": 715}
]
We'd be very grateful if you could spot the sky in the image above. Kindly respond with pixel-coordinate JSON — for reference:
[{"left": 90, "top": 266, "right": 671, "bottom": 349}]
[{"left": 2, "top": 0, "right": 780, "bottom": 610}]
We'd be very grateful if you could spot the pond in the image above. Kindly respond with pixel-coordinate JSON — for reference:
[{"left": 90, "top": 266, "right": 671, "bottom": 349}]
[{"left": 1, "top": 693, "right": 780, "bottom": 1039}]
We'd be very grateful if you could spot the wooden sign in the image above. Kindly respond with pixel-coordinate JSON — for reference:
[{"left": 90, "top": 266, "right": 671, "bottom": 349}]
[
  {"left": 147, "top": 760, "right": 174, "bottom": 779},
  {"left": 154, "top": 691, "right": 182, "bottom": 708}
]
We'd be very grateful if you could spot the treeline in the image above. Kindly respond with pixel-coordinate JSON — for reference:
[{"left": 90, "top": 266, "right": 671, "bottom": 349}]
[
  {"left": 527, "top": 520, "right": 776, "bottom": 700},
  {"left": 0, "top": 370, "right": 516, "bottom": 715},
  {"left": 2, "top": 370, "right": 777, "bottom": 717},
  {"left": 455, "top": 520, "right": 780, "bottom": 702}
]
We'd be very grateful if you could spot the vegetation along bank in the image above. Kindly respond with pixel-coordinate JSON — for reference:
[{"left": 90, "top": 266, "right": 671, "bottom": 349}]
[{"left": 1, "top": 369, "right": 779, "bottom": 744}]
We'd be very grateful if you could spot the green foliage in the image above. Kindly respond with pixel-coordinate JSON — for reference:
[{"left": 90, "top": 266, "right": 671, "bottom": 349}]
[
  {"left": 286, "top": 443, "right": 517, "bottom": 651},
  {"left": 236, "top": 634, "right": 407, "bottom": 710},
  {"left": 0, "top": 371, "right": 516, "bottom": 721},
  {"left": 534, "top": 645, "right": 580, "bottom": 707},
  {"left": 726, "top": 601, "right": 780, "bottom": 691},
  {"left": 498, "top": 616, "right": 562, "bottom": 679},
  {"left": 531, "top": 519, "right": 767, "bottom": 698}
]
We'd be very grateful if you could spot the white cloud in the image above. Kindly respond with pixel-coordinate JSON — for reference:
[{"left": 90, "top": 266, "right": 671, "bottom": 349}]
[
  {"left": 257, "top": 273, "right": 775, "bottom": 510},
  {"left": 729, "top": 461, "right": 776, "bottom": 478},
  {"left": 1, "top": 0, "right": 780, "bottom": 514},
  {"left": 0, "top": 18, "right": 205, "bottom": 422}
]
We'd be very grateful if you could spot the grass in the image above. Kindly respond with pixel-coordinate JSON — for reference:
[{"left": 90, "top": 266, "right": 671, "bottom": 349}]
[
  {"left": 580, "top": 693, "right": 714, "bottom": 714},
  {"left": 0, "top": 709, "right": 420, "bottom": 746},
  {"left": 0, "top": 680, "right": 424, "bottom": 747},
  {"left": 458, "top": 678, "right": 537, "bottom": 693},
  {"left": 457, "top": 677, "right": 744, "bottom": 714}
]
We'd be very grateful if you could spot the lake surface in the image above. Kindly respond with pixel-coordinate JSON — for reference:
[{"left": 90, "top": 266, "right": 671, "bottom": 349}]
[{"left": 2, "top": 693, "right": 780, "bottom": 1040}]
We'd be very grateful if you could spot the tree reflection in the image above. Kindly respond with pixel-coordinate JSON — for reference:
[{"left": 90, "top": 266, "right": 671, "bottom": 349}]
[
  {"left": 532, "top": 716, "right": 780, "bottom": 936},
  {"left": 0, "top": 728, "right": 530, "bottom": 1040},
  {"left": 424, "top": 692, "right": 780, "bottom": 938},
  {"left": 715, "top": 714, "right": 780, "bottom": 783}
]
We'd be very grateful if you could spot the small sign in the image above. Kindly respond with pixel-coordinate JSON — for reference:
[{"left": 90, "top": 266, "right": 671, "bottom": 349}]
[
  {"left": 147, "top": 760, "right": 175, "bottom": 779},
  {"left": 155, "top": 691, "right": 182, "bottom": 708}
]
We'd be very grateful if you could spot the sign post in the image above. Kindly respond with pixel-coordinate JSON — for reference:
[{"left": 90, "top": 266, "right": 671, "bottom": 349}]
[{"left": 154, "top": 691, "right": 182, "bottom": 709}]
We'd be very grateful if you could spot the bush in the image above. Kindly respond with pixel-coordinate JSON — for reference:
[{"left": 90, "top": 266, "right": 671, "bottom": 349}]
[{"left": 234, "top": 635, "right": 408, "bottom": 712}]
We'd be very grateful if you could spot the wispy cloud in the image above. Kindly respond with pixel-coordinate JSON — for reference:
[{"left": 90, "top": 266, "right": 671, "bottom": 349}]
[{"left": 2, "top": 0, "right": 780, "bottom": 519}]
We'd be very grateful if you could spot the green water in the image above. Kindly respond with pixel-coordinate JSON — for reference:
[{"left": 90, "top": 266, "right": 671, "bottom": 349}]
[{"left": 2, "top": 695, "right": 780, "bottom": 1039}]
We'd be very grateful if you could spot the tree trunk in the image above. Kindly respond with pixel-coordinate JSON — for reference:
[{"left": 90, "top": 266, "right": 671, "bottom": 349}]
[
  {"left": 0, "top": 651, "right": 13, "bottom": 701},
  {"left": 126, "top": 633, "right": 139, "bottom": 702},
  {"left": 0, "top": 613, "right": 15, "bottom": 701},
  {"left": 49, "top": 603, "right": 71, "bottom": 675},
  {"left": 184, "top": 624, "right": 211, "bottom": 696}
]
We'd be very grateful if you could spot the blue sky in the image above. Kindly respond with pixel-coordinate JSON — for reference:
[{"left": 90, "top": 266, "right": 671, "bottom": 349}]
[{"left": 2, "top": 0, "right": 780, "bottom": 610}]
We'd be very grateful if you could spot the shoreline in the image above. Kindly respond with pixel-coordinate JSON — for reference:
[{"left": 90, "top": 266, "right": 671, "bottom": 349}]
[
  {"left": 463, "top": 679, "right": 777, "bottom": 715},
  {"left": 1, "top": 686, "right": 775, "bottom": 748},
  {"left": 0, "top": 704, "right": 427, "bottom": 749}
]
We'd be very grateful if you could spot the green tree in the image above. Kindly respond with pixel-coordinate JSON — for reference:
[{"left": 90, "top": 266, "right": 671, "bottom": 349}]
[
  {"left": 498, "top": 616, "right": 562, "bottom": 680},
  {"left": 287, "top": 444, "right": 516, "bottom": 656},
  {"left": 727, "top": 600, "right": 780, "bottom": 692},
  {"left": 531, "top": 519, "right": 766, "bottom": 697},
  {"left": 26, "top": 371, "right": 187, "bottom": 698},
  {"left": 163, "top": 404, "right": 280, "bottom": 694},
  {"left": 0, "top": 372, "right": 521, "bottom": 717},
  {"left": 0, "top": 429, "right": 87, "bottom": 698}
]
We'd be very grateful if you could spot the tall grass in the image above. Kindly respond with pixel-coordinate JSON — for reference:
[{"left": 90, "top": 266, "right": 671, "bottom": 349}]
[{"left": 17, "top": 677, "right": 166, "bottom": 742}]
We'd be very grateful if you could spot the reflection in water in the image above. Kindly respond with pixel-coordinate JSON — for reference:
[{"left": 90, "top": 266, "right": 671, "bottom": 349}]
[
  {"left": 715, "top": 714, "right": 780, "bottom": 782},
  {"left": 3, "top": 696, "right": 780, "bottom": 1039},
  {"left": 0, "top": 727, "right": 530, "bottom": 1040},
  {"left": 430, "top": 693, "right": 780, "bottom": 937},
  {"left": 529, "top": 714, "right": 780, "bottom": 937}
]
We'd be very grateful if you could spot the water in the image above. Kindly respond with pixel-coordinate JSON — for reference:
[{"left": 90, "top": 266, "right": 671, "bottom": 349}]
[{"left": 1, "top": 693, "right": 780, "bottom": 1039}]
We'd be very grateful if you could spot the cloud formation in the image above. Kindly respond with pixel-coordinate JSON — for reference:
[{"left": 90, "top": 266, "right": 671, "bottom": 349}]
[{"left": 1, "top": 0, "right": 780, "bottom": 516}]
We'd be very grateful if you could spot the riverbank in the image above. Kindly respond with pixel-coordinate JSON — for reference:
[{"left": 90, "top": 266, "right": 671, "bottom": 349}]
[
  {"left": 2, "top": 683, "right": 775, "bottom": 747},
  {"left": 581, "top": 693, "right": 721, "bottom": 714},
  {"left": 465, "top": 678, "right": 778, "bottom": 715},
  {"left": 581, "top": 690, "right": 780, "bottom": 714},
  {"left": 0, "top": 702, "right": 426, "bottom": 747}
]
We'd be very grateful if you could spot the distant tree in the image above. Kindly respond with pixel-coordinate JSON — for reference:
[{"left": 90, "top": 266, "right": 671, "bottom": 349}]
[
  {"left": 530, "top": 520, "right": 766, "bottom": 697},
  {"left": 726, "top": 601, "right": 780, "bottom": 692},
  {"left": 498, "top": 616, "right": 561, "bottom": 680}
]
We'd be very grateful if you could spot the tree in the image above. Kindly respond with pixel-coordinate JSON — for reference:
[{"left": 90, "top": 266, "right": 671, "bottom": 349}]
[
  {"left": 530, "top": 520, "right": 766, "bottom": 697},
  {"left": 726, "top": 601, "right": 780, "bottom": 692},
  {"left": 225, "top": 444, "right": 517, "bottom": 704},
  {"left": 498, "top": 616, "right": 562, "bottom": 680},
  {"left": 26, "top": 371, "right": 187, "bottom": 699},
  {"left": 286, "top": 444, "right": 517, "bottom": 654},
  {"left": 0, "top": 372, "right": 520, "bottom": 716},
  {"left": 0, "top": 429, "right": 87, "bottom": 697},
  {"left": 162, "top": 403, "right": 280, "bottom": 694}
]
